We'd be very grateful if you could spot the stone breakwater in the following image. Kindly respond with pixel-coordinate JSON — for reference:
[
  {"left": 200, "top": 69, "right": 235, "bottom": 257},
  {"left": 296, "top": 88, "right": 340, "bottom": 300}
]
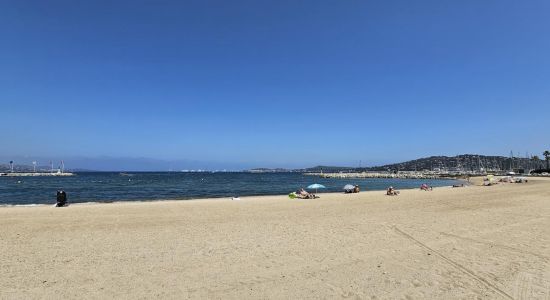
[
  {"left": 0, "top": 172, "right": 75, "bottom": 177},
  {"left": 304, "top": 172, "right": 441, "bottom": 179}
]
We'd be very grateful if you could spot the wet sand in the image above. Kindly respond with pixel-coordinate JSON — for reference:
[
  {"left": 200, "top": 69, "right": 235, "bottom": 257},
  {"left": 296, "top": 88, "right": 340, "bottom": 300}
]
[{"left": 1, "top": 177, "right": 549, "bottom": 299}]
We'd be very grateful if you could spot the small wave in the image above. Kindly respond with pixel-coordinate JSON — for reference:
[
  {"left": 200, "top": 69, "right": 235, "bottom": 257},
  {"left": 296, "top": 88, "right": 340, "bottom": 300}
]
[{"left": 0, "top": 203, "right": 49, "bottom": 207}]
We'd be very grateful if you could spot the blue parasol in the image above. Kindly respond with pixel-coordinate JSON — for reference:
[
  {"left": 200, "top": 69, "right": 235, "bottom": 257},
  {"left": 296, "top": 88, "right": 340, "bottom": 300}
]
[{"left": 307, "top": 183, "right": 326, "bottom": 194}]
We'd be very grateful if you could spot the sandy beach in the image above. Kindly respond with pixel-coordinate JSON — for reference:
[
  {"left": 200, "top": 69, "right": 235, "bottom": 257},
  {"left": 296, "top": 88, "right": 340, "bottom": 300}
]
[{"left": 1, "top": 178, "right": 549, "bottom": 299}]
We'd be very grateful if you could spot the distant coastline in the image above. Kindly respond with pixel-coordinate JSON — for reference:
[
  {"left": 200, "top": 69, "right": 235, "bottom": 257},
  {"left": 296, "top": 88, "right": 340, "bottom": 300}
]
[{"left": 1, "top": 153, "right": 545, "bottom": 175}]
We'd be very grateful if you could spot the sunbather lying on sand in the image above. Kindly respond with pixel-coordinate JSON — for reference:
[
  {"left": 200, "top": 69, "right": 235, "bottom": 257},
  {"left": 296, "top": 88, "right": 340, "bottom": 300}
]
[{"left": 297, "top": 188, "right": 317, "bottom": 199}]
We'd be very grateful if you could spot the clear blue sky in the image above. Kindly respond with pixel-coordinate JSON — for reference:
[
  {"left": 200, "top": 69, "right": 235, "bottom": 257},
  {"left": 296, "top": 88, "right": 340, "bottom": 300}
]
[{"left": 1, "top": 0, "right": 549, "bottom": 170}]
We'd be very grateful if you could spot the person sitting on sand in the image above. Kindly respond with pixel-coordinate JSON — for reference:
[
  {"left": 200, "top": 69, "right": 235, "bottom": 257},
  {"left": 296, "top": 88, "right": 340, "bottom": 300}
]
[
  {"left": 353, "top": 185, "right": 360, "bottom": 193},
  {"left": 56, "top": 190, "right": 67, "bottom": 207},
  {"left": 386, "top": 186, "right": 399, "bottom": 196},
  {"left": 420, "top": 183, "right": 433, "bottom": 191}
]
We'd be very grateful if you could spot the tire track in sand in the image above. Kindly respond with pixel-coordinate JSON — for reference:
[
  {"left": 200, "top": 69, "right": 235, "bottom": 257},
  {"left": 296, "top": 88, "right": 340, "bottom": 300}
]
[
  {"left": 439, "top": 232, "right": 550, "bottom": 262},
  {"left": 392, "top": 226, "right": 514, "bottom": 300}
]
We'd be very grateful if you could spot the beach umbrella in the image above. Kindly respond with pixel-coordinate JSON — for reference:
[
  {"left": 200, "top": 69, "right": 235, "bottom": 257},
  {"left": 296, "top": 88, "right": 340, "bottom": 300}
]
[
  {"left": 343, "top": 184, "right": 355, "bottom": 190},
  {"left": 307, "top": 183, "right": 326, "bottom": 193}
]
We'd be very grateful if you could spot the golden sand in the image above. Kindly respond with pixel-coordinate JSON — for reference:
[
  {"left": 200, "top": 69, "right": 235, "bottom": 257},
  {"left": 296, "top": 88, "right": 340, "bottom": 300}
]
[{"left": 1, "top": 178, "right": 549, "bottom": 299}]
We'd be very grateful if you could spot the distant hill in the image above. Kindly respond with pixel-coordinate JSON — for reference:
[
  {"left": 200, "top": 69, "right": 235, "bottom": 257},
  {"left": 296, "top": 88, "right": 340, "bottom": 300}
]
[
  {"left": 366, "top": 154, "right": 543, "bottom": 172},
  {"left": 301, "top": 165, "right": 356, "bottom": 173},
  {"left": 289, "top": 154, "right": 545, "bottom": 173}
]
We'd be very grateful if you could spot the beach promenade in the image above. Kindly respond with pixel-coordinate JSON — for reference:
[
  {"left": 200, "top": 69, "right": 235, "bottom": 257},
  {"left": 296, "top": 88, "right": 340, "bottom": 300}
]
[{"left": 1, "top": 178, "right": 549, "bottom": 299}]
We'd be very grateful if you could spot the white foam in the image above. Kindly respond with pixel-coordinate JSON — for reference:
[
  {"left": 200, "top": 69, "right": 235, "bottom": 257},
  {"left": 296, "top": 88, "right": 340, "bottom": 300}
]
[{"left": 1, "top": 204, "right": 48, "bottom": 207}]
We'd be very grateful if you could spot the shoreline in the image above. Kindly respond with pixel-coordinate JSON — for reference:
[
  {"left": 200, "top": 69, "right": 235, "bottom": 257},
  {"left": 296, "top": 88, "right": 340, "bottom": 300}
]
[{"left": 0, "top": 180, "right": 468, "bottom": 208}]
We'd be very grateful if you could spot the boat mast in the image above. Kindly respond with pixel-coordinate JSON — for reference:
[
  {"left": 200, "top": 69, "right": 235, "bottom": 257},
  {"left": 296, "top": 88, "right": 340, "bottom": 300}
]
[{"left": 510, "top": 150, "right": 514, "bottom": 171}]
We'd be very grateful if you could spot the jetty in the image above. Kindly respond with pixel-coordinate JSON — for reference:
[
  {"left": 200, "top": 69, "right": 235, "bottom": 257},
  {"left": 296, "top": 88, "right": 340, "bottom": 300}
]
[
  {"left": 2, "top": 160, "right": 74, "bottom": 177},
  {"left": 0, "top": 172, "right": 74, "bottom": 177},
  {"left": 304, "top": 171, "right": 442, "bottom": 179}
]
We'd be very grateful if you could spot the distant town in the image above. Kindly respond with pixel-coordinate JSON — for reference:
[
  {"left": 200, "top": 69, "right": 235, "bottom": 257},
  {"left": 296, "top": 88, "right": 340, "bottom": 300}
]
[{"left": 249, "top": 153, "right": 549, "bottom": 175}]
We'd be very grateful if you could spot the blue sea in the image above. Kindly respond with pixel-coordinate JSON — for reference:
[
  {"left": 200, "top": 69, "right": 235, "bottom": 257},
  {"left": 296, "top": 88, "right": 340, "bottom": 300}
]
[{"left": 0, "top": 172, "right": 462, "bottom": 205}]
